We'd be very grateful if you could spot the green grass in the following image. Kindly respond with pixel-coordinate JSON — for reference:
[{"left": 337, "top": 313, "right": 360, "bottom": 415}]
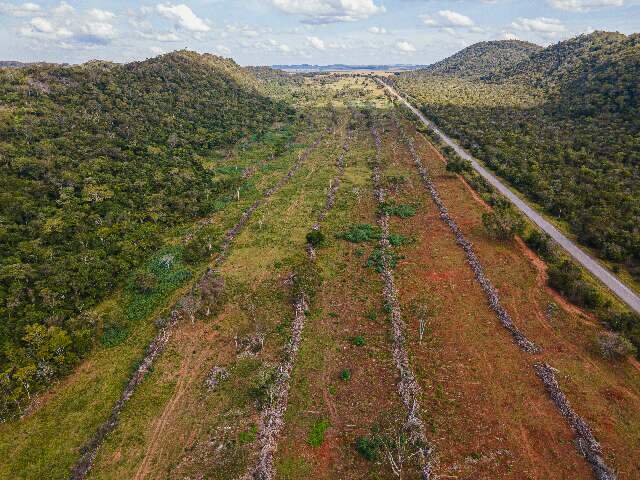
[
  {"left": 338, "top": 223, "right": 382, "bottom": 243},
  {"left": 307, "top": 419, "right": 330, "bottom": 447}
]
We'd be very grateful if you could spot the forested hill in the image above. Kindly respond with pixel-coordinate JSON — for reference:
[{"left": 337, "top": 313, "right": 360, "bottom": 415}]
[
  {"left": 0, "top": 50, "right": 292, "bottom": 416},
  {"left": 393, "top": 31, "right": 640, "bottom": 297},
  {"left": 417, "top": 40, "right": 542, "bottom": 79}
]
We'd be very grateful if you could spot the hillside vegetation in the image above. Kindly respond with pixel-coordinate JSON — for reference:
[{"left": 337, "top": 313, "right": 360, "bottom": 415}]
[
  {"left": 417, "top": 40, "right": 542, "bottom": 79},
  {"left": 0, "top": 51, "right": 293, "bottom": 418},
  {"left": 395, "top": 31, "right": 640, "bottom": 296}
]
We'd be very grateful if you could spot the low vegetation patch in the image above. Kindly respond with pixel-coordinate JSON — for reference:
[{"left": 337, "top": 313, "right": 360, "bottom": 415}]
[
  {"left": 377, "top": 201, "right": 417, "bottom": 218},
  {"left": 307, "top": 419, "right": 330, "bottom": 447},
  {"left": 338, "top": 223, "right": 382, "bottom": 243}
]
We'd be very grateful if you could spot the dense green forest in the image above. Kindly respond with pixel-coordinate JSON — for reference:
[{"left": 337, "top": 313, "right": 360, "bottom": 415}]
[
  {"left": 394, "top": 32, "right": 640, "bottom": 284},
  {"left": 0, "top": 51, "right": 293, "bottom": 415}
]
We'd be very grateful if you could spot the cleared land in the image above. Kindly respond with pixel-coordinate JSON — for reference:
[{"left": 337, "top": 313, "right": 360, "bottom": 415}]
[{"left": 2, "top": 75, "right": 638, "bottom": 480}]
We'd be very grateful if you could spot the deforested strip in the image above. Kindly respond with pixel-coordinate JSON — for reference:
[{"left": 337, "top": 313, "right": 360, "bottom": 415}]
[
  {"left": 403, "top": 131, "right": 540, "bottom": 354},
  {"left": 69, "top": 135, "right": 323, "bottom": 480},
  {"left": 371, "top": 125, "right": 434, "bottom": 480},
  {"left": 246, "top": 125, "right": 350, "bottom": 480},
  {"left": 534, "top": 363, "right": 617, "bottom": 480},
  {"left": 308, "top": 129, "right": 352, "bottom": 257}
]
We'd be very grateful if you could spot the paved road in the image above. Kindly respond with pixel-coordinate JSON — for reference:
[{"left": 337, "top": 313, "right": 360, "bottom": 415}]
[{"left": 380, "top": 80, "right": 640, "bottom": 315}]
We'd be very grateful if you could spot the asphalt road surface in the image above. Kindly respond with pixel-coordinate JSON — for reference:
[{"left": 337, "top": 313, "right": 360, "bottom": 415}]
[{"left": 380, "top": 79, "right": 640, "bottom": 315}]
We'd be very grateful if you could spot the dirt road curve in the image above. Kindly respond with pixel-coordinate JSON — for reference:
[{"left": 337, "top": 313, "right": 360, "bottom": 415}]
[{"left": 380, "top": 80, "right": 640, "bottom": 315}]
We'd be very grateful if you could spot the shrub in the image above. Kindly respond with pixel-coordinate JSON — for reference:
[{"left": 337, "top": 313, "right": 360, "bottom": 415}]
[
  {"left": 100, "top": 324, "right": 129, "bottom": 348},
  {"left": 378, "top": 201, "right": 416, "bottom": 218},
  {"left": 356, "top": 436, "right": 380, "bottom": 461},
  {"left": 133, "top": 271, "right": 157, "bottom": 293},
  {"left": 352, "top": 335, "right": 365, "bottom": 346},
  {"left": 482, "top": 205, "right": 525, "bottom": 241},
  {"left": 367, "top": 248, "right": 402, "bottom": 273},
  {"left": 339, "top": 224, "right": 381, "bottom": 243},
  {"left": 525, "top": 229, "right": 553, "bottom": 259},
  {"left": 548, "top": 260, "right": 603, "bottom": 309},
  {"left": 446, "top": 157, "right": 472, "bottom": 174},
  {"left": 597, "top": 332, "right": 637, "bottom": 359},
  {"left": 183, "top": 231, "right": 216, "bottom": 264},
  {"left": 307, "top": 419, "right": 330, "bottom": 447},
  {"left": 340, "top": 369, "right": 351, "bottom": 381},
  {"left": 306, "top": 229, "right": 325, "bottom": 247},
  {"left": 388, "top": 233, "right": 410, "bottom": 246}
]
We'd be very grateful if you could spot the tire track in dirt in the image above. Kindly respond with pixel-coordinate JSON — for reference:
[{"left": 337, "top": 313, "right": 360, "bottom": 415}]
[
  {"left": 70, "top": 135, "right": 324, "bottom": 480},
  {"left": 245, "top": 126, "right": 351, "bottom": 480}
]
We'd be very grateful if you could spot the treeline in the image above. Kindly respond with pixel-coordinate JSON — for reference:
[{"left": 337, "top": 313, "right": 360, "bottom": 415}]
[
  {"left": 0, "top": 51, "right": 293, "bottom": 417},
  {"left": 394, "top": 31, "right": 640, "bottom": 284}
]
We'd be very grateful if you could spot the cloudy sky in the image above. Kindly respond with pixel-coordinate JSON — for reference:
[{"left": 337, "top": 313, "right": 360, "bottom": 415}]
[{"left": 1, "top": 0, "right": 639, "bottom": 65}]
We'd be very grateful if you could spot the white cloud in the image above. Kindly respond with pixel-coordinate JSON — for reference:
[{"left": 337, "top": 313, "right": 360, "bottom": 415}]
[
  {"left": 0, "top": 1, "right": 40, "bottom": 16},
  {"left": 396, "top": 40, "right": 416, "bottom": 53},
  {"left": 511, "top": 17, "right": 566, "bottom": 34},
  {"left": 141, "top": 31, "right": 180, "bottom": 41},
  {"left": 88, "top": 9, "right": 115, "bottom": 21},
  {"left": 214, "top": 44, "right": 231, "bottom": 55},
  {"left": 547, "top": 0, "right": 623, "bottom": 11},
  {"left": 79, "top": 21, "right": 117, "bottom": 42},
  {"left": 51, "top": 1, "right": 74, "bottom": 16},
  {"left": 421, "top": 10, "right": 479, "bottom": 32},
  {"left": 254, "top": 38, "right": 293, "bottom": 54},
  {"left": 438, "top": 10, "right": 474, "bottom": 27},
  {"left": 30, "top": 17, "right": 54, "bottom": 33},
  {"left": 368, "top": 26, "right": 387, "bottom": 34},
  {"left": 503, "top": 32, "right": 520, "bottom": 40},
  {"left": 271, "top": 0, "right": 385, "bottom": 24},
  {"left": 19, "top": 16, "right": 72, "bottom": 40},
  {"left": 307, "top": 35, "right": 326, "bottom": 50},
  {"left": 225, "top": 24, "right": 259, "bottom": 38},
  {"left": 156, "top": 3, "right": 210, "bottom": 32}
]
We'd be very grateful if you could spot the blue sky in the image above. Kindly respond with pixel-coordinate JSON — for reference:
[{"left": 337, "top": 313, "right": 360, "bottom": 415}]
[{"left": 1, "top": 0, "right": 639, "bottom": 65}]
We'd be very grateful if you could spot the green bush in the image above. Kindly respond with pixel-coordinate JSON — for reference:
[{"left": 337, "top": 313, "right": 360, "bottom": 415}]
[
  {"left": 306, "top": 229, "right": 325, "bottom": 247},
  {"left": 339, "top": 224, "right": 381, "bottom": 243},
  {"left": 446, "top": 157, "right": 472, "bottom": 174},
  {"left": 597, "top": 332, "right": 637, "bottom": 360},
  {"left": 340, "top": 369, "right": 351, "bottom": 381},
  {"left": 525, "top": 229, "right": 553, "bottom": 259},
  {"left": 355, "top": 436, "right": 380, "bottom": 461},
  {"left": 352, "top": 335, "right": 365, "bottom": 346},
  {"left": 307, "top": 419, "right": 330, "bottom": 447},
  {"left": 547, "top": 260, "right": 603, "bottom": 309},
  {"left": 482, "top": 204, "right": 525, "bottom": 240},
  {"left": 378, "top": 201, "right": 416, "bottom": 218},
  {"left": 367, "top": 248, "right": 402, "bottom": 273}
]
